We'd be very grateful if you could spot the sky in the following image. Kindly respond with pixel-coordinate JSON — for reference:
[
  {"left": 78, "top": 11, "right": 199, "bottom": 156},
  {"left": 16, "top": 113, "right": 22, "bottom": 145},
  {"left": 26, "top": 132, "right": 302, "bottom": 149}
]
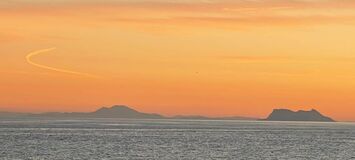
[{"left": 1, "top": 0, "right": 355, "bottom": 121}]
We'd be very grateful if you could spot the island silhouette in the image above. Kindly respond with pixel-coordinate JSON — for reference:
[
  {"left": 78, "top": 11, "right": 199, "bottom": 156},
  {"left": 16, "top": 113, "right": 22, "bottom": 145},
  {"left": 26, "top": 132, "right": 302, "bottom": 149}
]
[
  {"left": 0, "top": 105, "right": 335, "bottom": 122},
  {"left": 264, "top": 109, "right": 335, "bottom": 122}
]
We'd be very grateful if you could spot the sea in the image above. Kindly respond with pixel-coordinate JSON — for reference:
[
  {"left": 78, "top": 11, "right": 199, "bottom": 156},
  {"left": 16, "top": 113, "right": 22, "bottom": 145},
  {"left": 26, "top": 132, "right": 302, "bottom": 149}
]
[{"left": 0, "top": 118, "right": 354, "bottom": 160}]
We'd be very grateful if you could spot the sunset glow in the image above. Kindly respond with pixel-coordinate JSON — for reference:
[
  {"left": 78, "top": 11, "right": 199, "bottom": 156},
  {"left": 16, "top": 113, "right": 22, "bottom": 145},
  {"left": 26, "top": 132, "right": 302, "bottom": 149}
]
[{"left": 1, "top": 0, "right": 355, "bottom": 121}]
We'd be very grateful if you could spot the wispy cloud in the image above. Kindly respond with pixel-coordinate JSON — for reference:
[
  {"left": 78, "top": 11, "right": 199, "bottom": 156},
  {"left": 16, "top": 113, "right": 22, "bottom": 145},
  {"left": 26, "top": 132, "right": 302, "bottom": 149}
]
[
  {"left": 219, "top": 55, "right": 355, "bottom": 64},
  {"left": 2, "top": 0, "right": 355, "bottom": 29},
  {"left": 219, "top": 55, "right": 290, "bottom": 62},
  {"left": 111, "top": 15, "right": 355, "bottom": 28}
]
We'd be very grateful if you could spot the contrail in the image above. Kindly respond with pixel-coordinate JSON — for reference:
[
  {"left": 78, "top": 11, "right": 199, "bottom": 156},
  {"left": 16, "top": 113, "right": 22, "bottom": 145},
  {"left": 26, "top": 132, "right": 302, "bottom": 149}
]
[{"left": 26, "top": 47, "right": 101, "bottom": 79}]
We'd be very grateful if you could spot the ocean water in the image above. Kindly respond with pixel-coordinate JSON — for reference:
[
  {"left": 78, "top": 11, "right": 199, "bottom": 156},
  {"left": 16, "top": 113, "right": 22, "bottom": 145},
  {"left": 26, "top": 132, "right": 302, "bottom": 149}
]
[{"left": 0, "top": 119, "right": 354, "bottom": 160}]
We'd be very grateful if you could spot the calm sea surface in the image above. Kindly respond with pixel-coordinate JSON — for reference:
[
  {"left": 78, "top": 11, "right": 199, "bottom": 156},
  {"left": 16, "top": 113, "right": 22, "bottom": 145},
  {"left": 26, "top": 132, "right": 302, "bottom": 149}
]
[{"left": 0, "top": 119, "right": 354, "bottom": 160}]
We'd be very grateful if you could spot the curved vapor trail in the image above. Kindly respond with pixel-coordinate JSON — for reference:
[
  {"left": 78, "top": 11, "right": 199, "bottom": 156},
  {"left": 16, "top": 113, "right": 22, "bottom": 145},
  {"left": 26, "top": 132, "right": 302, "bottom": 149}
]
[{"left": 26, "top": 47, "right": 101, "bottom": 79}]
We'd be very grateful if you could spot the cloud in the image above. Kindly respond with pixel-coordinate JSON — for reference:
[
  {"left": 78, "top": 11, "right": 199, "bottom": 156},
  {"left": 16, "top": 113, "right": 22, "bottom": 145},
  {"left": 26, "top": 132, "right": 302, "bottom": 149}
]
[
  {"left": 2, "top": 0, "right": 355, "bottom": 30},
  {"left": 112, "top": 15, "right": 355, "bottom": 28},
  {"left": 219, "top": 55, "right": 355, "bottom": 65},
  {"left": 219, "top": 55, "right": 290, "bottom": 62}
]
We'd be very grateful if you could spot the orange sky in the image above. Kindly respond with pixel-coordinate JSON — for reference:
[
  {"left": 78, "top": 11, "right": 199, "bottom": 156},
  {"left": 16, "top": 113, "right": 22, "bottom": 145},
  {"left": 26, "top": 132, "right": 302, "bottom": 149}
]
[{"left": 1, "top": 0, "right": 355, "bottom": 121}]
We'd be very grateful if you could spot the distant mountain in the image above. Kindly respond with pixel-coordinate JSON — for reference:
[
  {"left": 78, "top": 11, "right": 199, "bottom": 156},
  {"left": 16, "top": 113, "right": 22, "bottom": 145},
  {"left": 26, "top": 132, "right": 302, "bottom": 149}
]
[
  {"left": 265, "top": 109, "right": 335, "bottom": 122},
  {"left": 88, "top": 105, "right": 163, "bottom": 119},
  {"left": 1, "top": 105, "right": 255, "bottom": 120},
  {"left": 0, "top": 112, "right": 29, "bottom": 118},
  {"left": 172, "top": 115, "right": 256, "bottom": 120},
  {"left": 30, "top": 105, "right": 164, "bottom": 119}
]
